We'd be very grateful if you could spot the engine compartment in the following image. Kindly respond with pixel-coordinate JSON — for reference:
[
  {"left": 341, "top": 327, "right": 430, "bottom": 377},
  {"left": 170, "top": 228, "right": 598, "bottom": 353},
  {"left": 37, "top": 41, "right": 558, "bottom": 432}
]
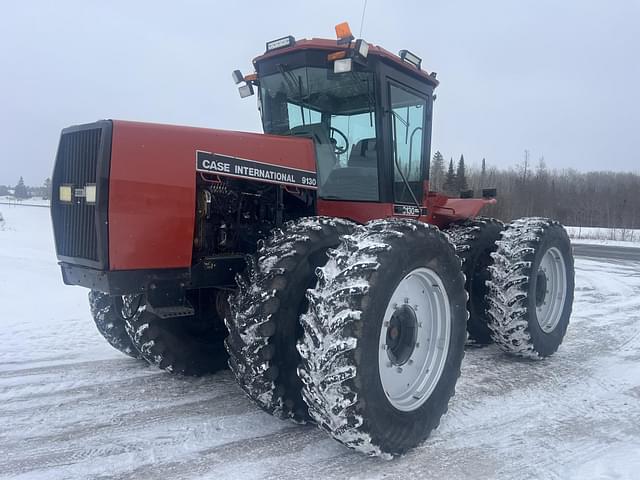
[{"left": 192, "top": 174, "right": 315, "bottom": 263}]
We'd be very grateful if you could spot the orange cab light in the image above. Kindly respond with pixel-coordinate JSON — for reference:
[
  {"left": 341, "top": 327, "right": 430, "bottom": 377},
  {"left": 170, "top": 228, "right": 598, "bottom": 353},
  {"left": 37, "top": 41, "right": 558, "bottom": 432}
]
[
  {"left": 335, "top": 22, "right": 354, "bottom": 41},
  {"left": 244, "top": 73, "right": 258, "bottom": 82},
  {"left": 327, "top": 51, "right": 347, "bottom": 61}
]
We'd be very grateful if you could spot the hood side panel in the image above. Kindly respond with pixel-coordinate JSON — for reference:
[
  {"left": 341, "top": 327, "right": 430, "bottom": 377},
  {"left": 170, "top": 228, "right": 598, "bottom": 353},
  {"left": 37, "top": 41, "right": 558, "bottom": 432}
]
[{"left": 108, "top": 120, "right": 315, "bottom": 271}]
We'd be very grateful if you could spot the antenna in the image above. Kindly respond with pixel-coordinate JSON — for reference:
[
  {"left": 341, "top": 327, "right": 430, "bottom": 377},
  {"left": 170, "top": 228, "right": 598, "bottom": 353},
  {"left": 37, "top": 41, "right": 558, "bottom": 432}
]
[{"left": 358, "top": 0, "right": 368, "bottom": 37}]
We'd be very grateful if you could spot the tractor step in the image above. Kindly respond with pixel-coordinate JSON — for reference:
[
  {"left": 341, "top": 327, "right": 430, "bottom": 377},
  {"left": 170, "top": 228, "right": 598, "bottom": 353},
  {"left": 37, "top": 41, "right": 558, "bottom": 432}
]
[{"left": 147, "top": 305, "right": 195, "bottom": 319}]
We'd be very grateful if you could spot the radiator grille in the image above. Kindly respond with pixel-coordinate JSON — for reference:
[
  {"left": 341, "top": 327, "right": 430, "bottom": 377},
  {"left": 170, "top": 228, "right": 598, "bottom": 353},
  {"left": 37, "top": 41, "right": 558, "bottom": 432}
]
[{"left": 52, "top": 127, "right": 103, "bottom": 263}]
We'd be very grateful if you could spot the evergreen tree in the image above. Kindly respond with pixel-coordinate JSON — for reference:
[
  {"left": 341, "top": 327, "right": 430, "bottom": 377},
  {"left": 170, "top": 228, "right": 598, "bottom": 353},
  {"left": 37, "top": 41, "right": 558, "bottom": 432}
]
[
  {"left": 14, "top": 176, "right": 29, "bottom": 199},
  {"left": 429, "top": 150, "right": 445, "bottom": 191},
  {"left": 0, "top": 185, "right": 9, "bottom": 196},
  {"left": 442, "top": 158, "right": 457, "bottom": 194},
  {"left": 456, "top": 155, "right": 468, "bottom": 191},
  {"left": 43, "top": 178, "right": 52, "bottom": 200}
]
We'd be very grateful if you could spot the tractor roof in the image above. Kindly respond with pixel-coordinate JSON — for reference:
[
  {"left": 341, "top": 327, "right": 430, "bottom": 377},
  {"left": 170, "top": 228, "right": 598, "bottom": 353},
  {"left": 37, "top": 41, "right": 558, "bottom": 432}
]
[{"left": 253, "top": 38, "right": 439, "bottom": 88}]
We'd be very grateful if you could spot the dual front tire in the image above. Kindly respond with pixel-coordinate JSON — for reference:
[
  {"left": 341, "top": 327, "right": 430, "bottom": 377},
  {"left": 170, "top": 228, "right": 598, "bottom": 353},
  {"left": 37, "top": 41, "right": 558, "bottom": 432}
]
[
  {"left": 298, "top": 219, "right": 468, "bottom": 456},
  {"left": 227, "top": 217, "right": 468, "bottom": 456}
]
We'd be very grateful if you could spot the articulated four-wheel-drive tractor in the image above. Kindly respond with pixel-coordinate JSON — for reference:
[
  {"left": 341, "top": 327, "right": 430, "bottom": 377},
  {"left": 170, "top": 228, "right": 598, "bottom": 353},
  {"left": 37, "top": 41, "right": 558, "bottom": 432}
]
[{"left": 51, "top": 23, "right": 575, "bottom": 457}]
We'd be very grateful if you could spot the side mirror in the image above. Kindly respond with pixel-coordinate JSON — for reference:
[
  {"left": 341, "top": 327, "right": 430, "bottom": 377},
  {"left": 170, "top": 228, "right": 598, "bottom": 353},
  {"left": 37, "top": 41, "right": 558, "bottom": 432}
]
[
  {"left": 232, "top": 70, "right": 244, "bottom": 85},
  {"left": 232, "top": 69, "right": 255, "bottom": 98}
]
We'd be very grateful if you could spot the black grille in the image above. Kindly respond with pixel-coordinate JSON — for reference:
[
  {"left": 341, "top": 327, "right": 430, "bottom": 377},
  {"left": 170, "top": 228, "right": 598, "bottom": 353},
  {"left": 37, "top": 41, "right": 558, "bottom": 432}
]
[{"left": 52, "top": 122, "right": 111, "bottom": 268}]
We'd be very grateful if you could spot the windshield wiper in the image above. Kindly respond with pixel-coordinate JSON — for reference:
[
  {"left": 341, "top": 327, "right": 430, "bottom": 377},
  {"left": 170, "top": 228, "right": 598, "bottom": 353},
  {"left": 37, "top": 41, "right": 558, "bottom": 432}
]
[{"left": 278, "top": 64, "right": 306, "bottom": 125}]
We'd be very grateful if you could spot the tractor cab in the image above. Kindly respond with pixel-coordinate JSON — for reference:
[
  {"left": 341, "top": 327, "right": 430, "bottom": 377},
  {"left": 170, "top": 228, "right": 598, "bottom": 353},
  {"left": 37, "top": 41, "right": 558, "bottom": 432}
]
[{"left": 235, "top": 23, "right": 439, "bottom": 213}]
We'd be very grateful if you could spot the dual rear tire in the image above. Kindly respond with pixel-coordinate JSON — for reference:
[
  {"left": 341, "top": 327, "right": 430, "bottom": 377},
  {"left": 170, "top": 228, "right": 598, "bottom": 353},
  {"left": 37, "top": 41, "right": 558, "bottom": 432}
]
[
  {"left": 124, "top": 290, "right": 229, "bottom": 376},
  {"left": 88, "top": 290, "right": 228, "bottom": 376},
  {"left": 486, "top": 218, "right": 574, "bottom": 357}
]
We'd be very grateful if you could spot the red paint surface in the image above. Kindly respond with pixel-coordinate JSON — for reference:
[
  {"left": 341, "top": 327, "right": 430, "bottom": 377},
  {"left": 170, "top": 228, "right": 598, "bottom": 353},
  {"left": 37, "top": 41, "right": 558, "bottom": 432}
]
[
  {"left": 318, "top": 195, "right": 494, "bottom": 227},
  {"left": 317, "top": 200, "right": 394, "bottom": 224},
  {"left": 108, "top": 120, "right": 315, "bottom": 270}
]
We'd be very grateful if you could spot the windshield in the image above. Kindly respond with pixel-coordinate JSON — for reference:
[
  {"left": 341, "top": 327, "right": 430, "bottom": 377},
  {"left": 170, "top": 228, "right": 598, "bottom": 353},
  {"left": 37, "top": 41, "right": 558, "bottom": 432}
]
[{"left": 260, "top": 66, "right": 379, "bottom": 201}]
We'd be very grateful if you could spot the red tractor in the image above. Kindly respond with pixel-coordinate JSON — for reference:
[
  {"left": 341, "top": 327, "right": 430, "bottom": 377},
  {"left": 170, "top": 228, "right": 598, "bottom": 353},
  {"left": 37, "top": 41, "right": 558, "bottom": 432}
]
[{"left": 51, "top": 23, "right": 574, "bottom": 457}]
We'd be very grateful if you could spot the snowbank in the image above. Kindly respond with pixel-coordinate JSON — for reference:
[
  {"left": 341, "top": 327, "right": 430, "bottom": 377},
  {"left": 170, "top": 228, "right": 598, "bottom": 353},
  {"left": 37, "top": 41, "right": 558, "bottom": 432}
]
[
  {"left": 0, "top": 195, "right": 50, "bottom": 208},
  {"left": 566, "top": 226, "right": 640, "bottom": 247}
]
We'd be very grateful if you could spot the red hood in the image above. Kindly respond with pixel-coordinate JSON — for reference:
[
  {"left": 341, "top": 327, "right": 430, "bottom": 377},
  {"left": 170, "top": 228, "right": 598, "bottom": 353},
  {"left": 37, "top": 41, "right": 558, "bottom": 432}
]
[{"left": 108, "top": 120, "right": 316, "bottom": 270}]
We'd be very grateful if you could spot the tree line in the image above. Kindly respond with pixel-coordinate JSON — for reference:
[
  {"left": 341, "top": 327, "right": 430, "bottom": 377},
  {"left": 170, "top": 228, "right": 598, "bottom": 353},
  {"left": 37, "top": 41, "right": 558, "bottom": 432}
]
[
  {"left": 430, "top": 150, "right": 640, "bottom": 229},
  {"left": 3, "top": 161, "right": 640, "bottom": 230},
  {"left": 0, "top": 177, "right": 51, "bottom": 200}
]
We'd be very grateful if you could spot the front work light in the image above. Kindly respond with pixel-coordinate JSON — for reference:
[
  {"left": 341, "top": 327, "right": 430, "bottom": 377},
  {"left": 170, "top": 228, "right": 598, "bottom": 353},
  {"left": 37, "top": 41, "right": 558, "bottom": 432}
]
[
  {"left": 59, "top": 185, "right": 72, "bottom": 203},
  {"left": 239, "top": 83, "right": 254, "bottom": 98},
  {"left": 354, "top": 39, "right": 369, "bottom": 59},
  {"left": 399, "top": 49, "right": 422, "bottom": 70},
  {"left": 334, "top": 58, "right": 353, "bottom": 74},
  {"left": 266, "top": 35, "right": 295, "bottom": 52},
  {"left": 85, "top": 184, "right": 97, "bottom": 204}
]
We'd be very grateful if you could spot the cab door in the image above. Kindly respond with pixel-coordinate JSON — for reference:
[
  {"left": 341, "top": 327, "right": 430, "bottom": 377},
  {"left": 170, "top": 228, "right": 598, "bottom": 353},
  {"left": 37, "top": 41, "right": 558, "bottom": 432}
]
[
  {"left": 387, "top": 80, "right": 429, "bottom": 208},
  {"left": 380, "top": 69, "right": 433, "bottom": 216}
]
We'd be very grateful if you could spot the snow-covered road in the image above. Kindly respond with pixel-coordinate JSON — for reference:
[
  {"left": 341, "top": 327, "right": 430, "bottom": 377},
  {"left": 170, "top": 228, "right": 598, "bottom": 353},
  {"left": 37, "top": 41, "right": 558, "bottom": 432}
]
[{"left": 1, "top": 206, "right": 639, "bottom": 480}]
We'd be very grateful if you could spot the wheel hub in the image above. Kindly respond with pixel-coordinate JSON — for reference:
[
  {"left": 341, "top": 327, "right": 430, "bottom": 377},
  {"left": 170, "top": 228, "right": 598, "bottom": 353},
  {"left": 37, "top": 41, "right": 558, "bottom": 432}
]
[
  {"left": 386, "top": 304, "right": 418, "bottom": 366},
  {"left": 535, "top": 270, "right": 548, "bottom": 307}
]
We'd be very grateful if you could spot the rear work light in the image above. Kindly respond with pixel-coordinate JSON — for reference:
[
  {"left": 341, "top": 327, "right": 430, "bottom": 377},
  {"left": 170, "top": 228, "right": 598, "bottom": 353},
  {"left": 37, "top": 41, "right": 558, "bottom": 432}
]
[
  {"left": 399, "top": 49, "right": 422, "bottom": 70},
  {"left": 266, "top": 35, "right": 295, "bottom": 52}
]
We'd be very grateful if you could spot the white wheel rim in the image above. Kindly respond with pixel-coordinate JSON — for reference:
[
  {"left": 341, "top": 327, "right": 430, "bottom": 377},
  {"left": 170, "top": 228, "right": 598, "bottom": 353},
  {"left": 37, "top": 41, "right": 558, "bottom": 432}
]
[
  {"left": 377, "top": 267, "right": 451, "bottom": 412},
  {"left": 535, "top": 247, "right": 568, "bottom": 333}
]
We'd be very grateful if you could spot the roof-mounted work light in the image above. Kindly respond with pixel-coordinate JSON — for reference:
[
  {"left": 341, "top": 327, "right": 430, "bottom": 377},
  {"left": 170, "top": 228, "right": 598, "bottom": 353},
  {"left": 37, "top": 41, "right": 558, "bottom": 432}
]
[
  {"left": 399, "top": 49, "right": 422, "bottom": 70},
  {"left": 354, "top": 39, "right": 369, "bottom": 59},
  {"left": 266, "top": 35, "right": 295, "bottom": 52}
]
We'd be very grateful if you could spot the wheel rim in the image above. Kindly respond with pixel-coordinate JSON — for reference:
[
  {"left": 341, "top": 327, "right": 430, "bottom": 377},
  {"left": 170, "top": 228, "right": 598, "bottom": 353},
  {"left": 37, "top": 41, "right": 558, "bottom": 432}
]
[
  {"left": 535, "top": 247, "right": 568, "bottom": 333},
  {"left": 377, "top": 267, "right": 451, "bottom": 412}
]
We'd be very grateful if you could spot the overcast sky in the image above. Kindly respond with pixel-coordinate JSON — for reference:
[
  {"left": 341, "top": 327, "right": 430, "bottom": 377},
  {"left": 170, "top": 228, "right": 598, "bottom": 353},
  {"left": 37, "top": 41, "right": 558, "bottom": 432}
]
[{"left": 1, "top": 0, "right": 639, "bottom": 186}]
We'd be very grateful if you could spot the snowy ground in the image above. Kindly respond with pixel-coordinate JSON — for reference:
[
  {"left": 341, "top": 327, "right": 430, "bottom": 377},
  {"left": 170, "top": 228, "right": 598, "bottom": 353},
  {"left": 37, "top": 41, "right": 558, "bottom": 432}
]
[{"left": 1, "top": 205, "right": 640, "bottom": 480}]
